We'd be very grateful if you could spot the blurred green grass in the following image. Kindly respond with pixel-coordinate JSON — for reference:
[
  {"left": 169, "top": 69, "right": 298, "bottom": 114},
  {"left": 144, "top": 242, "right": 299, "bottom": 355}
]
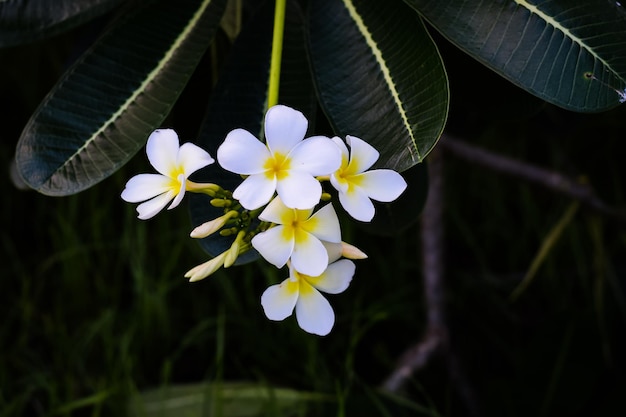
[{"left": 2, "top": 22, "right": 626, "bottom": 417}]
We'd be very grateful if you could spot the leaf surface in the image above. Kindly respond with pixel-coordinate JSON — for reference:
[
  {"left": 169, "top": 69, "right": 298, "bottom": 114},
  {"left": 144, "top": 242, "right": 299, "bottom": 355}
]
[
  {"left": 0, "top": 0, "right": 123, "bottom": 47},
  {"left": 308, "top": 0, "right": 449, "bottom": 173},
  {"left": 16, "top": 0, "right": 226, "bottom": 195},
  {"left": 405, "top": 0, "right": 626, "bottom": 111}
]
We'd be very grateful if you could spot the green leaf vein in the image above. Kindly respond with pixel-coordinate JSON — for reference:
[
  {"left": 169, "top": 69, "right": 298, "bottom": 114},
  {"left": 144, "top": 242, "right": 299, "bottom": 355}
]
[
  {"left": 58, "top": 0, "right": 216, "bottom": 174},
  {"left": 514, "top": 0, "right": 616, "bottom": 77},
  {"left": 341, "top": 0, "right": 419, "bottom": 159}
]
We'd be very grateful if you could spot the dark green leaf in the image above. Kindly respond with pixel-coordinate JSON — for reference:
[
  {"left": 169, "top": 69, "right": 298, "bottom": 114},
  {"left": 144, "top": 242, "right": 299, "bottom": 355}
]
[
  {"left": 190, "top": 0, "right": 314, "bottom": 263},
  {"left": 16, "top": 0, "right": 226, "bottom": 195},
  {"left": 405, "top": 0, "right": 626, "bottom": 112},
  {"left": 127, "top": 382, "right": 329, "bottom": 416},
  {"left": 0, "top": 0, "right": 123, "bottom": 48},
  {"left": 308, "top": 0, "right": 449, "bottom": 173}
]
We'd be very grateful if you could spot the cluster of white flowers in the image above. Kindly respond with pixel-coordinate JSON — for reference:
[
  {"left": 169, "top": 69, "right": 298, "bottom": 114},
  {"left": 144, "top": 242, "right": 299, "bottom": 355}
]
[{"left": 121, "top": 105, "right": 407, "bottom": 335}]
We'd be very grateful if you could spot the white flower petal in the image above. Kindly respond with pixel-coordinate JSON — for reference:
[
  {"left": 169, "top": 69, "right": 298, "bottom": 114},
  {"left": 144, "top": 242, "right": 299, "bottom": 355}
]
[
  {"left": 264, "top": 105, "right": 308, "bottom": 155},
  {"left": 330, "top": 172, "right": 349, "bottom": 195},
  {"left": 121, "top": 174, "right": 172, "bottom": 203},
  {"left": 288, "top": 136, "right": 342, "bottom": 176},
  {"left": 261, "top": 278, "right": 299, "bottom": 321},
  {"left": 359, "top": 170, "right": 407, "bottom": 202},
  {"left": 291, "top": 230, "right": 328, "bottom": 276},
  {"left": 305, "top": 203, "right": 341, "bottom": 243},
  {"left": 346, "top": 135, "right": 379, "bottom": 174},
  {"left": 146, "top": 129, "right": 180, "bottom": 177},
  {"left": 218, "top": 128, "right": 271, "bottom": 175},
  {"left": 251, "top": 226, "right": 294, "bottom": 269},
  {"left": 167, "top": 173, "right": 187, "bottom": 210},
  {"left": 308, "top": 259, "right": 355, "bottom": 294},
  {"left": 276, "top": 171, "right": 322, "bottom": 209},
  {"left": 178, "top": 142, "right": 214, "bottom": 175},
  {"left": 338, "top": 186, "right": 375, "bottom": 222},
  {"left": 232, "top": 174, "right": 277, "bottom": 210},
  {"left": 331, "top": 136, "right": 350, "bottom": 162},
  {"left": 136, "top": 191, "right": 177, "bottom": 220},
  {"left": 295, "top": 281, "right": 335, "bottom": 336},
  {"left": 257, "top": 196, "right": 295, "bottom": 224}
]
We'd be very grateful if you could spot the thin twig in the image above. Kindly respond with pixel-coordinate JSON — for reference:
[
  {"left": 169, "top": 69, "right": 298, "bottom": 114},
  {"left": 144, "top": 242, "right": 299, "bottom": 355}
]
[
  {"left": 440, "top": 134, "right": 626, "bottom": 221},
  {"left": 381, "top": 131, "right": 625, "bottom": 402},
  {"left": 381, "top": 146, "right": 447, "bottom": 392}
]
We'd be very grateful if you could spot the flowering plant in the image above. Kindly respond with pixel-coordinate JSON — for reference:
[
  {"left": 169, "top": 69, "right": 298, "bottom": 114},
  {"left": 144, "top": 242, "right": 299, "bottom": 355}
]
[
  {"left": 7, "top": 0, "right": 626, "bottom": 335},
  {"left": 122, "top": 104, "right": 406, "bottom": 335},
  {"left": 6, "top": 1, "right": 626, "bottom": 412}
]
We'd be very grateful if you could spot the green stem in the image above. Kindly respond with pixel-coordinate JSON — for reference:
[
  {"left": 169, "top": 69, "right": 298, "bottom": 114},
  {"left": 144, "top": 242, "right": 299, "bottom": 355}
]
[{"left": 267, "top": 0, "right": 287, "bottom": 108}]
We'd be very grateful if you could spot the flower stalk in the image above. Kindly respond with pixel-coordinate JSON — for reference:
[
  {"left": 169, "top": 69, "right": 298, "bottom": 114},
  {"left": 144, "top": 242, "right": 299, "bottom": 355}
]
[{"left": 267, "top": 0, "right": 287, "bottom": 108}]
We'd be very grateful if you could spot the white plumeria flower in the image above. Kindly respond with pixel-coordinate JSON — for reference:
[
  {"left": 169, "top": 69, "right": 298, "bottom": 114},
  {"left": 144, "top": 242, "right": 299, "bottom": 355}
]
[
  {"left": 261, "top": 257, "right": 355, "bottom": 336},
  {"left": 217, "top": 105, "right": 341, "bottom": 210},
  {"left": 251, "top": 196, "right": 341, "bottom": 277},
  {"left": 330, "top": 135, "right": 407, "bottom": 222},
  {"left": 121, "top": 129, "right": 215, "bottom": 220}
]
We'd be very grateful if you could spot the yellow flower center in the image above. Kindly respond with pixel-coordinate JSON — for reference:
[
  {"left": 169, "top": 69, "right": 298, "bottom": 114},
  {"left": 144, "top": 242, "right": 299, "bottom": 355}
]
[
  {"left": 334, "top": 162, "right": 364, "bottom": 192},
  {"left": 334, "top": 152, "right": 367, "bottom": 190},
  {"left": 264, "top": 151, "right": 291, "bottom": 180},
  {"left": 278, "top": 208, "right": 315, "bottom": 243},
  {"left": 166, "top": 166, "right": 187, "bottom": 192}
]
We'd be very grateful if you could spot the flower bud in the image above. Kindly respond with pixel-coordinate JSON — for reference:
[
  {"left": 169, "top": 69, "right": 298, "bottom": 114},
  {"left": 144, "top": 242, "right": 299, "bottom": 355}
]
[
  {"left": 190, "top": 210, "right": 238, "bottom": 239},
  {"left": 224, "top": 231, "right": 246, "bottom": 268},
  {"left": 341, "top": 242, "right": 368, "bottom": 259},
  {"left": 210, "top": 198, "right": 232, "bottom": 208},
  {"left": 184, "top": 252, "right": 227, "bottom": 282}
]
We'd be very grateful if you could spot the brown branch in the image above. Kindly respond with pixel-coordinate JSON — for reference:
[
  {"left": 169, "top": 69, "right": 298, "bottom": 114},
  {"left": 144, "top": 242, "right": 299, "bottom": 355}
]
[
  {"left": 382, "top": 132, "right": 624, "bottom": 407},
  {"left": 381, "top": 146, "right": 447, "bottom": 393},
  {"left": 439, "top": 134, "right": 626, "bottom": 221}
]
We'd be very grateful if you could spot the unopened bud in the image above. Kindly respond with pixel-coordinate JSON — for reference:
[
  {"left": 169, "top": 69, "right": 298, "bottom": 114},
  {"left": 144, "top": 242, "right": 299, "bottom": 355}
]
[
  {"left": 224, "top": 230, "right": 246, "bottom": 268},
  {"left": 220, "top": 227, "right": 238, "bottom": 237},
  {"left": 184, "top": 252, "right": 227, "bottom": 282},
  {"left": 210, "top": 198, "right": 232, "bottom": 208},
  {"left": 341, "top": 241, "right": 368, "bottom": 259},
  {"left": 190, "top": 211, "right": 238, "bottom": 238}
]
